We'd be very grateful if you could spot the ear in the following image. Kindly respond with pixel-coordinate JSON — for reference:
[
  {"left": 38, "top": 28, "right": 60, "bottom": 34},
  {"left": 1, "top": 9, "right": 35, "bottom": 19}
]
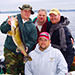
[{"left": 49, "top": 40, "right": 51, "bottom": 43}]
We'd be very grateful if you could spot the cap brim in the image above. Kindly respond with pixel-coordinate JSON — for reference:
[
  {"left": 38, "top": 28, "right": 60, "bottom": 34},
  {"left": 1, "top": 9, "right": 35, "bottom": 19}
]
[
  {"left": 39, "top": 36, "right": 49, "bottom": 40},
  {"left": 18, "top": 7, "right": 23, "bottom": 10},
  {"left": 31, "top": 10, "right": 34, "bottom": 14},
  {"left": 49, "top": 11, "right": 58, "bottom": 15}
]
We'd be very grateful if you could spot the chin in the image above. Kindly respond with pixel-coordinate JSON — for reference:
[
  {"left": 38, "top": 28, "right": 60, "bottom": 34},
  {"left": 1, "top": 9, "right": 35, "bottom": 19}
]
[
  {"left": 41, "top": 46, "right": 46, "bottom": 49},
  {"left": 51, "top": 22, "right": 56, "bottom": 24}
]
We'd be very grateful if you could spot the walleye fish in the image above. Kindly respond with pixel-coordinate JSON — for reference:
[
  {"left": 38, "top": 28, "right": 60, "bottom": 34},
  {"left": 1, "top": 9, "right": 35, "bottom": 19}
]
[{"left": 7, "top": 16, "right": 32, "bottom": 63}]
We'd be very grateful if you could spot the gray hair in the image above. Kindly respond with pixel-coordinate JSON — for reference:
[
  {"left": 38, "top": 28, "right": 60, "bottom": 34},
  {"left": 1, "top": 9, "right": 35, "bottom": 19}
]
[{"left": 38, "top": 9, "right": 47, "bottom": 15}]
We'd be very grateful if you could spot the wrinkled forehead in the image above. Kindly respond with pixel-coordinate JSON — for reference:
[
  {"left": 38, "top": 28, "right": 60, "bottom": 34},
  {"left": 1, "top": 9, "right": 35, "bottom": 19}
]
[
  {"left": 38, "top": 12, "right": 47, "bottom": 18},
  {"left": 22, "top": 9, "right": 31, "bottom": 11},
  {"left": 38, "top": 10, "right": 47, "bottom": 15}
]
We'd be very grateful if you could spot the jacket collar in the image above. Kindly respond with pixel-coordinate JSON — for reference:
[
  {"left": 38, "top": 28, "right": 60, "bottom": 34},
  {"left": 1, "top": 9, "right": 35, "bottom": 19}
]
[{"left": 34, "top": 44, "right": 51, "bottom": 54}]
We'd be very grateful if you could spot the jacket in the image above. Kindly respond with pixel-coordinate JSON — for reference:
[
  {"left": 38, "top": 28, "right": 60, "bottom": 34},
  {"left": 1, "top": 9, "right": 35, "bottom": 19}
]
[
  {"left": 0, "top": 14, "right": 37, "bottom": 54},
  {"left": 48, "top": 16, "right": 74, "bottom": 52},
  {"left": 25, "top": 44, "right": 68, "bottom": 75},
  {"left": 48, "top": 16, "right": 74, "bottom": 70}
]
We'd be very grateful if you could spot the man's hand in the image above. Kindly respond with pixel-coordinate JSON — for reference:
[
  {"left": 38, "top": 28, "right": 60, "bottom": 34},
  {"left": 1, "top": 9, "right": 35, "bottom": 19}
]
[
  {"left": 71, "top": 38, "right": 74, "bottom": 45},
  {"left": 16, "top": 47, "right": 28, "bottom": 54},
  {"left": 25, "top": 47, "right": 28, "bottom": 53},
  {"left": 7, "top": 16, "right": 11, "bottom": 25}
]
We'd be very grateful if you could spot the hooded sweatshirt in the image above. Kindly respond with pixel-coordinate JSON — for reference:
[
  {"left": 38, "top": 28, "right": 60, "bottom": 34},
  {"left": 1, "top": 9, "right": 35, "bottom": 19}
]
[{"left": 25, "top": 44, "right": 68, "bottom": 75}]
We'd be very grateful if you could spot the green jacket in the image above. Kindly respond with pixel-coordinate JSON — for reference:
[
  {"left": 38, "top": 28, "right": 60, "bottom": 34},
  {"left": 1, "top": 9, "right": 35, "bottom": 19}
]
[{"left": 0, "top": 14, "right": 37, "bottom": 54}]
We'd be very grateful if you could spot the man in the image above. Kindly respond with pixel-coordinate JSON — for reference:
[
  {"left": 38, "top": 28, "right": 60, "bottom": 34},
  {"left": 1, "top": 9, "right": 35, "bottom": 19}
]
[
  {"left": 48, "top": 8, "right": 74, "bottom": 71},
  {"left": 25, "top": 32, "right": 68, "bottom": 75},
  {"left": 33, "top": 9, "right": 50, "bottom": 39},
  {"left": 0, "top": 4, "right": 37, "bottom": 74}
]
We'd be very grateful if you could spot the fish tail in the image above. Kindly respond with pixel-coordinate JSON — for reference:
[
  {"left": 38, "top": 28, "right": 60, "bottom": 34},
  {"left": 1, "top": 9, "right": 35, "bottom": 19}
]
[
  {"left": 23, "top": 55, "right": 32, "bottom": 63},
  {"left": 27, "top": 55, "right": 32, "bottom": 61}
]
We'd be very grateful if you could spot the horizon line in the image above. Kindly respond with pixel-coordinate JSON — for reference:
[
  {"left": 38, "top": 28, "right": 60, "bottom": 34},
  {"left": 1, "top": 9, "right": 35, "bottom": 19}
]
[{"left": 0, "top": 9, "right": 75, "bottom": 14}]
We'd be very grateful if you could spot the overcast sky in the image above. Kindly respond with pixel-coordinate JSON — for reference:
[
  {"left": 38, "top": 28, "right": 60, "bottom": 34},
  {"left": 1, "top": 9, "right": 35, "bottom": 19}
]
[{"left": 0, "top": 0, "right": 75, "bottom": 11}]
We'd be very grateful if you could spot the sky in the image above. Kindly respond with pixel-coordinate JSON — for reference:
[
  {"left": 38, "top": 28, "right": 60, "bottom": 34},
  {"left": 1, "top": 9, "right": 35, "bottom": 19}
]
[{"left": 0, "top": 0, "right": 75, "bottom": 11}]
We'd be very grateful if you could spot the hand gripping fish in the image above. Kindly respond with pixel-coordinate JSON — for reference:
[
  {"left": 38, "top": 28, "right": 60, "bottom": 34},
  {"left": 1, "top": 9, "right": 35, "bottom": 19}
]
[{"left": 7, "top": 16, "right": 32, "bottom": 63}]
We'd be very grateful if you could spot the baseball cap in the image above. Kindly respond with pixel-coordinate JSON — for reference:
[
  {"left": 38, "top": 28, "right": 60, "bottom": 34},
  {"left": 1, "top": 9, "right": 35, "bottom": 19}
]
[
  {"left": 39, "top": 32, "right": 50, "bottom": 40},
  {"left": 49, "top": 8, "right": 60, "bottom": 15}
]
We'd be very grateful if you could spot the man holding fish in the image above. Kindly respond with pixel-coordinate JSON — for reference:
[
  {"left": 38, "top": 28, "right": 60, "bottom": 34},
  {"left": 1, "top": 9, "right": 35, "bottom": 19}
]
[{"left": 0, "top": 4, "right": 37, "bottom": 74}]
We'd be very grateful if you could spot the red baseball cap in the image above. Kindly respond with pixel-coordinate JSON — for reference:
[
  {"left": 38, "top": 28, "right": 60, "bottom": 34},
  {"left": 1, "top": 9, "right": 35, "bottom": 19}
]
[{"left": 39, "top": 32, "right": 50, "bottom": 40}]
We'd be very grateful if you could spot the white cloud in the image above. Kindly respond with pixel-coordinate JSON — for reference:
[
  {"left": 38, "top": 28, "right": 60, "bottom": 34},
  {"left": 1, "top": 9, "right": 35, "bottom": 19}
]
[{"left": 0, "top": 0, "right": 75, "bottom": 11}]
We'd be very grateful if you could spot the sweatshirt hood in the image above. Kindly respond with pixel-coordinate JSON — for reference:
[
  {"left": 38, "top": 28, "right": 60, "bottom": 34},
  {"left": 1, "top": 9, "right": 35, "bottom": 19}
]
[{"left": 60, "top": 16, "right": 70, "bottom": 26}]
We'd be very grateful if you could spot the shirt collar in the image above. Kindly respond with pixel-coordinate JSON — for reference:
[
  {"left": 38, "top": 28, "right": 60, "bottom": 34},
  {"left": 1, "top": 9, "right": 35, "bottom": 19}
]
[{"left": 22, "top": 19, "right": 28, "bottom": 23}]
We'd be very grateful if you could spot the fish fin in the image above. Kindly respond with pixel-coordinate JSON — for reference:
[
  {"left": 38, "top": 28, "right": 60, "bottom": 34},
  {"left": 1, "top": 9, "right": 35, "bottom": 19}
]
[{"left": 7, "top": 31, "right": 12, "bottom": 36}]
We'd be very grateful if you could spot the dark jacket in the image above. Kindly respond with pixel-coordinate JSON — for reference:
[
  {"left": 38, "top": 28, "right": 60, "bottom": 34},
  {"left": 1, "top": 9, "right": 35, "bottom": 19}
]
[
  {"left": 0, "top": 14, "right": 37, "bottom": 54},
  {"left": 48, "top": 16, "right": 73, "bottom": 50},
  {"left": 48, "top": 16, "right": 74, "bottom": 70}
]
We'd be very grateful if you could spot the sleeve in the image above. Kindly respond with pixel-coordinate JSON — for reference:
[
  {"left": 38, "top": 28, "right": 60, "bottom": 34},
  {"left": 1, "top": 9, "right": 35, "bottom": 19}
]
[
  {"left": 25, "top": 62, "right": 32, "bottom": 75},
  {"left": 65, "top": 27, "right": 73, "bottom": 38},
  {"left": 0, "top": 18, "right": 11, "bottom": 34},
  {"left": 26, "top": 25, "right": 37, "bottom": 53},
  {"left": 64, "top": 27, "right": 74, "bottom": 47},
  {"left": 56, "top": 50, "right": 68, "bottom": 75}
]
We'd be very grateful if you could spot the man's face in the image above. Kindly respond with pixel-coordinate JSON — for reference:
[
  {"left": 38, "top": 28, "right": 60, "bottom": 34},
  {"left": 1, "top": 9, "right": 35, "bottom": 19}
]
[
  {"left": 37, "top": 11, "right": 47, "bottom": 23},
  {"left": 49, "top": 13, "right": 60, "bottom": 24},
  {"left": 38, "top": 37, "right": 50, "bottom": 51},
  {"left": 21, "top": 9, "right": 31, "bottom": 20}
]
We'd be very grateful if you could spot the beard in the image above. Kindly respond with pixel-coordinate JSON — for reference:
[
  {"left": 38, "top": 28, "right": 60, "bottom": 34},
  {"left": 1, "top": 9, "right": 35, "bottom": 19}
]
[{"left": 39, "top": 45, "right": 48, "bottom": 51}]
